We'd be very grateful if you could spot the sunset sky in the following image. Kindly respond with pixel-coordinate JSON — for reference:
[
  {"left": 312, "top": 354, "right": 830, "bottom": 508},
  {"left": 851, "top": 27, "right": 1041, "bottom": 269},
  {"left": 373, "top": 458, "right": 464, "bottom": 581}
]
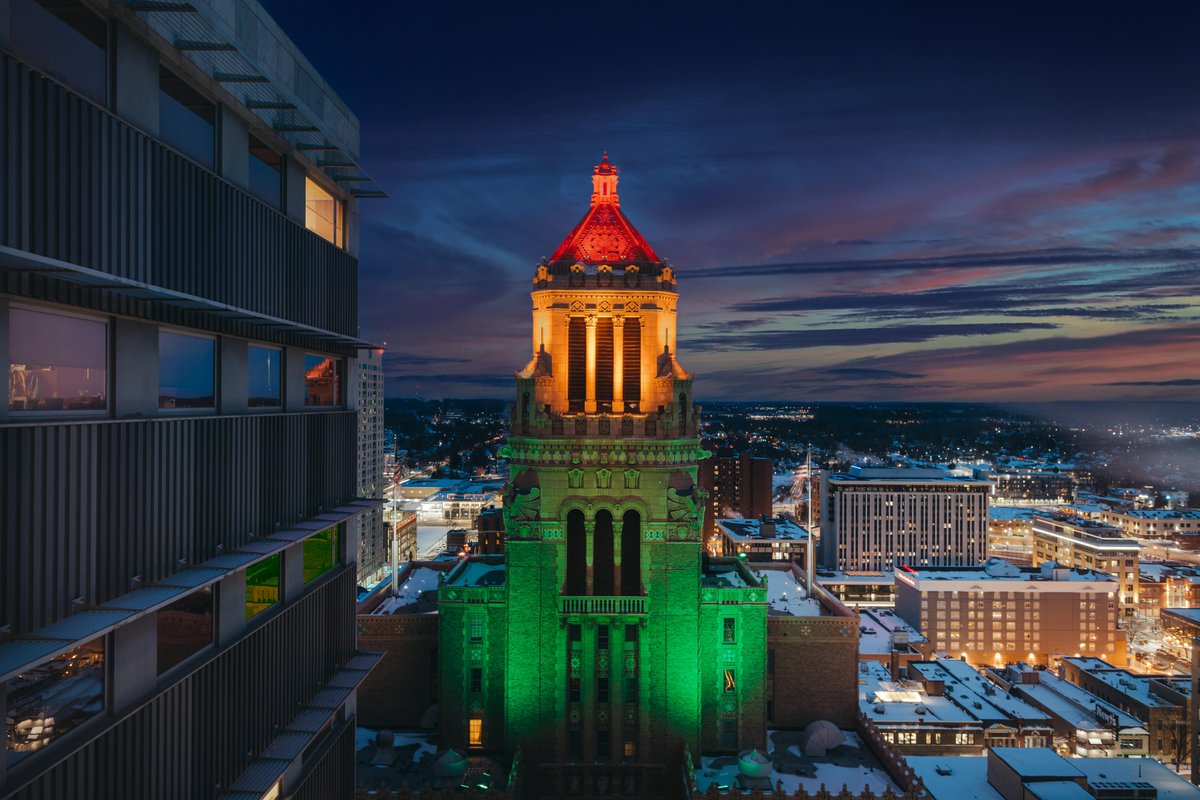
[{"left": 264, "top": 2, "right": 1200, "bottom": 402}]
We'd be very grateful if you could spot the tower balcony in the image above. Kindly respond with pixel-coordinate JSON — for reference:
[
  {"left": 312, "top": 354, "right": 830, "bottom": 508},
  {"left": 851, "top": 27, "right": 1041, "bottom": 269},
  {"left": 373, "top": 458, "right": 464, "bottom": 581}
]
[
  {"left": 510, "top": 409, "right": 699, "bottom": 440},
  {"left": 558, "top": 595, "right": 648, "bottom": 615}
]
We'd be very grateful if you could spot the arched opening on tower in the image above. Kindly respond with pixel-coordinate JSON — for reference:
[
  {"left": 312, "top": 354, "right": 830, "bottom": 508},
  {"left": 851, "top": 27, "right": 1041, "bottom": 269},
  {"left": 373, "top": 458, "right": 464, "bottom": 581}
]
[
  {"left": 593, "top": 510, "right": 615, "bottom": 596},
  {"left": 621, "top": 510, "right": 642, "bottom": 596},
  {"left": 679, "top": 392, "right": 688, "bottom": 434},
  {"left": 566, "top": 509, "right": 587, "bottom": 595}
]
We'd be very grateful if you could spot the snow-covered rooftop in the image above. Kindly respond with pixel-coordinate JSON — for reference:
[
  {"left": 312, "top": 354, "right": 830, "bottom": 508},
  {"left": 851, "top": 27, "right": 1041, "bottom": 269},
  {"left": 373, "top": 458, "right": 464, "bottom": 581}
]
[
  {"left": 757, "top": 567, "right": 822, "bottom": 617},
  {"left": 370, "top": 566, "right": 443, "bottom": 615},
  {"left": 717, "top": 517, "right": 809, "bottom": 542},
  {"left": 857, "top": 609, "right": 925, "bottom": 654}
]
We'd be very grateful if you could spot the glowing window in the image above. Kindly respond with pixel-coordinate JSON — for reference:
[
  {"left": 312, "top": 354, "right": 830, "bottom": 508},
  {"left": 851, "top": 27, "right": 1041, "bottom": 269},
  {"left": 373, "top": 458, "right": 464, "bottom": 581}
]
[
  {"left": 305, "top": 177, "right": 344, "bottom": 248},
  {"left": 303, "top": 525, "right": 340, "bottom": 583},
  {"left": 723, "top": 617, "right": 736, "bottom": 644},
  {"left": 468, "top": 718, "right": 482, "bottom": 747},
  {"left": 723, "top": 669, "right": 736, "bottom": 693}
]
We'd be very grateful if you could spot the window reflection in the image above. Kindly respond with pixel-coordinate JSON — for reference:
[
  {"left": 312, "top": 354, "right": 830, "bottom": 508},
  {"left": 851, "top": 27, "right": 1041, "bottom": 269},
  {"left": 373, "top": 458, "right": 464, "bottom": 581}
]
[
  {"left": 156, "top": 588, "right": 213, "bottom": 674},
  {"left": 247, "top": 345, "right": 281, "bottom": 407},
  {"left": 5, "top": 638, "right": 104, "bottom": 765},
  {"left": 303, "top": 525, "right": 341, "bottom": 583},
  {"left": 304, "top": 354, "right": 342, "bottom": 407},
  {"left": 9, "top": 307, "right": 107, "bottom": 412},
  {"left": 304, "top": 177, "right": 344, "bottom": 248},
  {"left": 159, "top": 331, "right": 215, "bottom": 409},
  {"left": 248, "top": 136, "right": 282, "bottom": 209},
  {"left": 245, "top": 555, "right": 281, "bottom": 620},
  {"left": 159, "top": 65, "right": 215, "bottom": 169},
  {"left": 10, "top": 0, "right": 107, "bottom": 105}
]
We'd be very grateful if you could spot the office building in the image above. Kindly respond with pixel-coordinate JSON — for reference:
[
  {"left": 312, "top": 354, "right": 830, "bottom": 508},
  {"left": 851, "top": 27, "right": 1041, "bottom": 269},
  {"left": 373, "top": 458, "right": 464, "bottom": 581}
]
[
  {"left": 894, "top": 559, "right": 1126, "bottom": 667},
  {"left": 820, "top": 466, "right": 991, "bottom": 572},
  {"left": 988, "top": 506, "right": 1037, "bottom": 565},
  {"left": 358, "top": 347, "right": 388, "bottom": 580},
  {"left": 475, "top": 505, "right": 506, "bottom": 554},
  {"left": 975, "top": 466, "right": 1074, "bottom": 506},
  {"left": 1031, "top": 512, "right": 1139, "bottom": 615},
  {"left": 0, "top": 1, "right": 382, "bottom": 797},
  {"left": 698, "top": 451, "right": 773, "bottom": 540},
  {"left": 1138, "top": 564, "right": 1200, "bottom": 618}
]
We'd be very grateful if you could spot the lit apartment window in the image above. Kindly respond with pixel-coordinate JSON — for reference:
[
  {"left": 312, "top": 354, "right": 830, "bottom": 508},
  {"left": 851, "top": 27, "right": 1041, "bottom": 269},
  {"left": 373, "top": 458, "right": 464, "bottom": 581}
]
[
  {"left": 305, "top": 177, "right": 344, "bottom": 247},
  {"left": 245, "top": 555, "right": 281, "bottom": 620},
  {"left": 157, "top": 587, "right": 213, "bottom": 674},
  {"left": 4, "top": 637, "right": 105, "bottom": 765},
  {"left": 159, "top": 331, "right": 215, "bottom": 409},
  {"left": 9, "top": 306, "right": 107, "bottom": 412},
  {"left": 468, "top": 717, "right": 483, "bottom": 747},
  {"left": 303, "top": 525, "right": 340, "bottom": 583},
  {"left": 304, "top": 354, "right": 343, "bottom": 406},
  {"left": 247, "top": 345, "right": 281, "bottom": 407},
  {"left": 159, "top": 65, "right": 215, "bottom": 169},
  {"left": 10, "top": 0, "right": 107, "bottom": 105}
]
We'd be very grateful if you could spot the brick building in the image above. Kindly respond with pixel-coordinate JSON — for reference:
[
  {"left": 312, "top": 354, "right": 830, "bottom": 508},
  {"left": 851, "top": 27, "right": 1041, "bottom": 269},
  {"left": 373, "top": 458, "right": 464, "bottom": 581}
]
[
  {"left": 895, "top": 558, "right": 1126, "bottom": 667},
  {"left": 698, "top": 451, "right": 774, "bottom": 540}
]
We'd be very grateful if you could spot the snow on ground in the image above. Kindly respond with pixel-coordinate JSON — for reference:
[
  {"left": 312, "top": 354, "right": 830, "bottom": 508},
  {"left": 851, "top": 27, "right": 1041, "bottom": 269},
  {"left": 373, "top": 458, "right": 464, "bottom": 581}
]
[
  {"left": 696, "top": 751, "right": 898, "bottom": 795},
  {"left": 812, "top": 763, "right": 897, "bottom": 793},
  {"left": 356, "top": 727, "right": 438, "bottom": 766}
]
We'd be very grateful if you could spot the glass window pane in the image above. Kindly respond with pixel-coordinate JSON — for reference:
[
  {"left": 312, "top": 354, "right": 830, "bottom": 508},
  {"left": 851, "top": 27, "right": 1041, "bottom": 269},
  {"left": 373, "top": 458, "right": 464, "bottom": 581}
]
[
  {"left": 304, "top": 354, "right": 342, "bottom": 406},
  {"left": 156, "top": 587, "right": 213, "bottom": 674},
  {"left": 247, "top": 345, "right": 281, "bottom": 407},
  {"left": 5, "top": 637, "right": 105, "bottom": 766},
  {"left": 303, "top": 525, "right": 340, "bottom": 583},
  {"left": 159, "top": 331, "right": 215, "bottom": 409},
  {"left": 159, "top": 65, "right": 214, "bottom": 169},
  {"left": 245, "top": 555, "right": 281, "bottom": 619},
  {"left": 248, "top": 136, "right": 281, "bottom": 208},
  {"left": 10, "top": 0, "right": 107, "bottom": 105},
  {"left": 9, "top": 307, "right": 107, "bottom": 412},
  {"left": 305, "top": 177, "right": 343, "bottom": 247}
]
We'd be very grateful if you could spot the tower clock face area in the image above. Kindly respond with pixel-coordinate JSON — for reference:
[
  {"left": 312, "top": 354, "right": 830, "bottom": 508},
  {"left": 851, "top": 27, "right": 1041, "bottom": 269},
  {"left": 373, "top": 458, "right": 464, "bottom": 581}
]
[{"left": 444, "top": 156, "right": 767, "bottom": 786}]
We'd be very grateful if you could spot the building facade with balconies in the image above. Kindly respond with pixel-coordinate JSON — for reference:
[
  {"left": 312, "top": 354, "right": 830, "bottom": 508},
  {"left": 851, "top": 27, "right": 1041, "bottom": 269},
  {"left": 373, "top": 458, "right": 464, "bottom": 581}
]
[{"left": 0, "top": 2, "right": 383, "bottom": 797}]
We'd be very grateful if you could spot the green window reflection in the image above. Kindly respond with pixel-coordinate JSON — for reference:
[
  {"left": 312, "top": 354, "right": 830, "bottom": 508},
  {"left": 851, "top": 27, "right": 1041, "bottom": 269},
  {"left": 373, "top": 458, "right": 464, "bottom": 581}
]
[
  {"left": 303, "top": 525, "right": 341, "bottom": 583},
  {"left": 245, "top": 555, "right": 281, "bottom": 619}
]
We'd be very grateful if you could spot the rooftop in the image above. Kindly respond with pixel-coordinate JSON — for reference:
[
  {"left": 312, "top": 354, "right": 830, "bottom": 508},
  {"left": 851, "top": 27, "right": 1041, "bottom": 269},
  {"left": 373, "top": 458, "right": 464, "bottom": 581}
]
[
  {"left": 756, "top": 566, "right": 823, "bottom": 616},
  {"left": 1001, "top": 665, "right": 1142, "bottom": 730},
  {"left": 700, "top": 558, "right": 764, "bottom": 590},
  {"left": 829, "top": 465, "right": 991, "bottom": 485},
  {"left": 1062, "top": 658, "right": 1177, "bottom": 708},
  {"left": 444, "top": 557, "right": 506, "bottom": 589},
  {"left": 1118, "top": 509, "right": 1200, "bottom": 519},
  {"left": 898, "top": 558, "right": 1117, "bottom": 584},
  {"left": 990, "top": 506, "right": 1038, "bottom": 522},
  {"left": 909, "top": 659, "right": 1049, "bottom": 724},
  {"left": 717, "top": 516, "right": 809, "bottom": 542},
  {"left": 857, "top": 609, "right": 926, "bottom": 654}
]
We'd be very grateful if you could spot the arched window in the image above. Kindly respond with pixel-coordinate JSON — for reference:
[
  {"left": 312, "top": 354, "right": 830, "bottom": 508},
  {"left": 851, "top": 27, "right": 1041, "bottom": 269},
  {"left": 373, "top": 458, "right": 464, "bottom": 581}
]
[
  {"left": 621, "top": 510, "right": 642, "bottom": 596},
  {"left": 594, "top": 510, "right": 615, "bottom": 596},
  {"left": 566, "top": 509, "right": 586, "bottom": 595}
]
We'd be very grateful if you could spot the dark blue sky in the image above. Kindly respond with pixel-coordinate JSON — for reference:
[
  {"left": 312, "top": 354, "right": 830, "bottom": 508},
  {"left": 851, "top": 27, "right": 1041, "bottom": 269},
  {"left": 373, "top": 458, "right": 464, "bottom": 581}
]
[{"left": 263, "top": 1, "right": 1200, "bottom": 401}]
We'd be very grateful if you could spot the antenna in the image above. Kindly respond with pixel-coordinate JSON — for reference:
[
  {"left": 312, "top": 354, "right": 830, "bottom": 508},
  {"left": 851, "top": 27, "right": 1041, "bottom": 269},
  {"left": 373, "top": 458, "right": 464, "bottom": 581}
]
[{"left": 806, "top": 444, "right": 815, "bottom": 595}]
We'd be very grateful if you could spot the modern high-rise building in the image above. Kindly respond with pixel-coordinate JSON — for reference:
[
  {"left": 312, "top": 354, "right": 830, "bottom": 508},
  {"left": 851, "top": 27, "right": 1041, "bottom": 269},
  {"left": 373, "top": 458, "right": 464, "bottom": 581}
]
[
  {"left": 819, "top": 466, "right": 991, "bottom": 572},
  {"left": 437, "top": 156, "right": 768, "bottom": 797},
  {"left": 357, "top": 347, "right": 388, "bottom": 581},
  {"left": 0, "top": 2, "right": 383, "bottom": 797}
]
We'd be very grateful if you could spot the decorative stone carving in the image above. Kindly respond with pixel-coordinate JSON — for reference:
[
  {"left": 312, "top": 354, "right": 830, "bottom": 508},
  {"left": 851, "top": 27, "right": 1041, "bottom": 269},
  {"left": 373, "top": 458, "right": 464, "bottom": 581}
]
[
  {"left": 568, "top": 468, "right": 584, "bottom": 488},
  {"left": 508, "top": 486, "right": 541, "bottom": 521},
  {"left": 623, "top": 469, "right": 639, "bottom": 489},
  {"left": 667, "top": 486, "right": 698, "bottom": 522},
  {"left": 596, "top": 468, "right": 612, "bottom": 489}
]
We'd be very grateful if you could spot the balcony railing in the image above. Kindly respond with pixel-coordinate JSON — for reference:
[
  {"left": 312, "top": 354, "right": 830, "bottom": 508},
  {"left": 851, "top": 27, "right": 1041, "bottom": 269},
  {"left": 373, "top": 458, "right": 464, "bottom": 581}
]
[
  {"left": 0, "top": 54, "right": 358, "bottom": 336},
  {"left": 558, "top": 595, "right": 648, "bottom": 615}
]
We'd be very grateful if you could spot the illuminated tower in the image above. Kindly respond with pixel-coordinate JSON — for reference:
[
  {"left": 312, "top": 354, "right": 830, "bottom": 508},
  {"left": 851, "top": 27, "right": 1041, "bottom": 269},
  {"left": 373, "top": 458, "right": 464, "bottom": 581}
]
[{"left": 439, "top": 156, "right": 766, "bottom": 796}]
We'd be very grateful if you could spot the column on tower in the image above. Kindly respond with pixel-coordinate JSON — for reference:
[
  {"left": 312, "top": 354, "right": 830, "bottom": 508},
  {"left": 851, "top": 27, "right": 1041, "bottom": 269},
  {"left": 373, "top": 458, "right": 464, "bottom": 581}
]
[
  {"left": 585, "top": 315, "right": 597, "bottom": 413},
  {"left": 612, "top": 316, "right": 625, "bottom": 412}
]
